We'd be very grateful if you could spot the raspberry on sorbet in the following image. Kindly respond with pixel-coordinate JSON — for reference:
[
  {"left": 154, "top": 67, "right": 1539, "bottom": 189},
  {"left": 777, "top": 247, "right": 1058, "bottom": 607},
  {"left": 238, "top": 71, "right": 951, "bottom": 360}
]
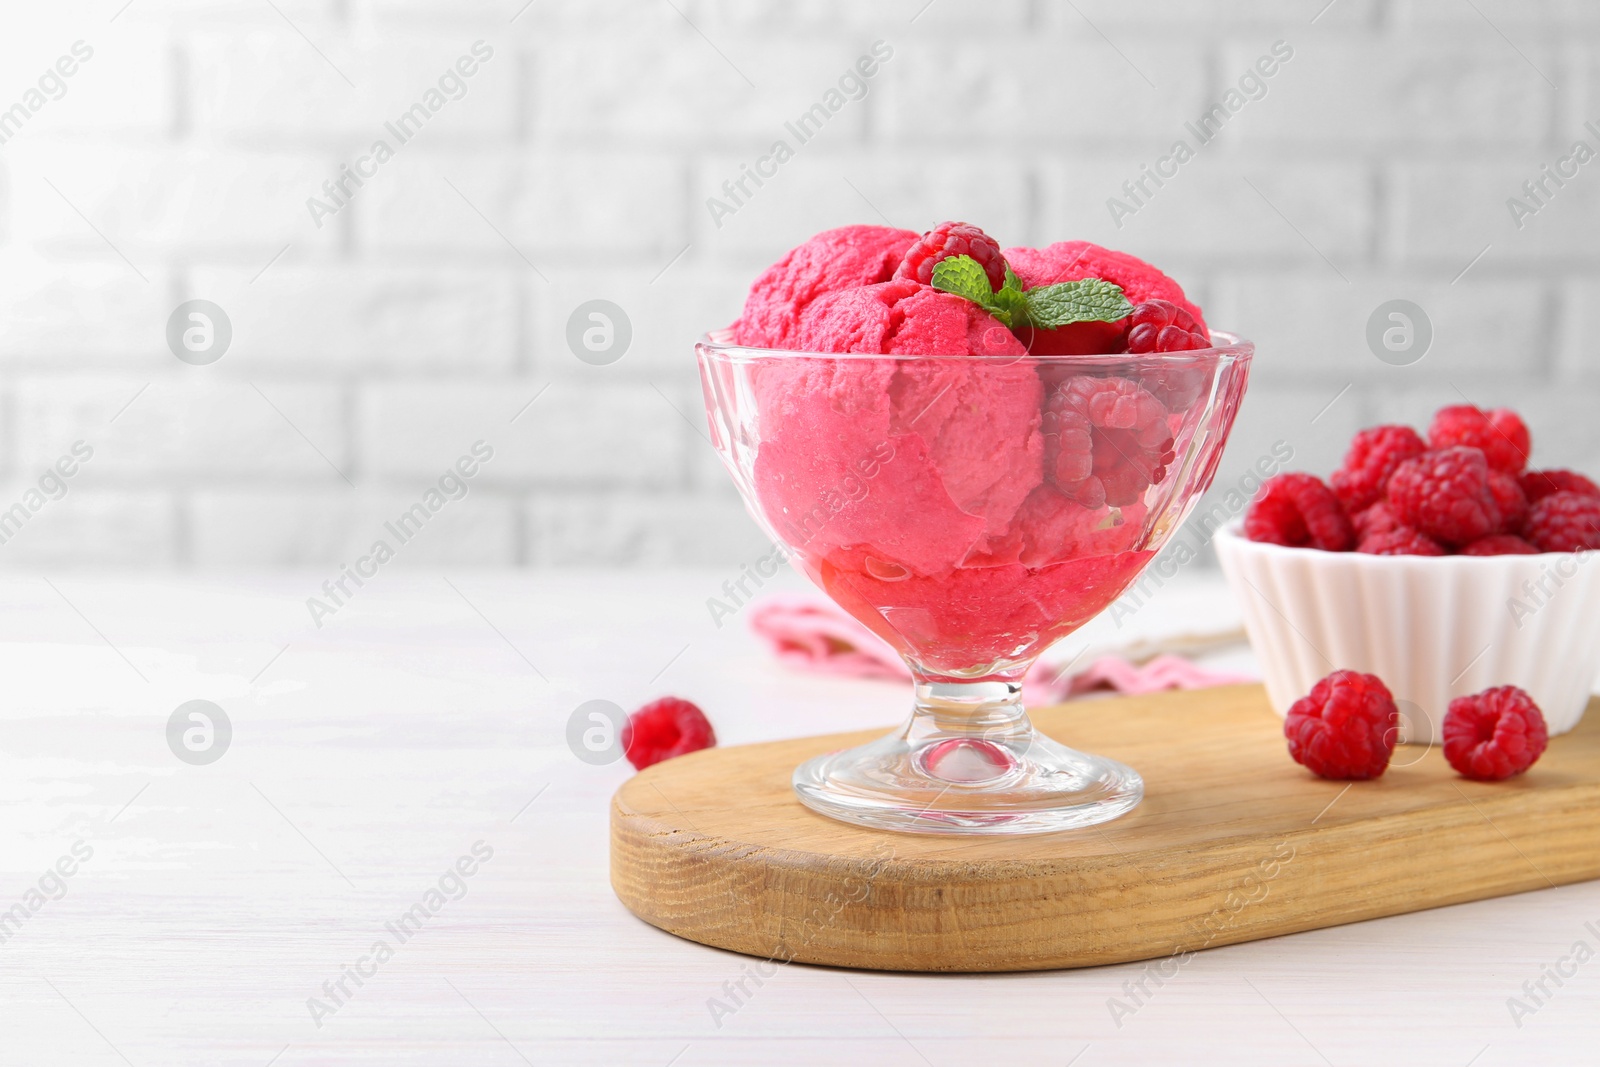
[
  {"left": 895, "top": 222, "right": 1008, "bottom": 292},
  {"left": 1125, "top": 300, "right": 1208, "bottom": 354}
]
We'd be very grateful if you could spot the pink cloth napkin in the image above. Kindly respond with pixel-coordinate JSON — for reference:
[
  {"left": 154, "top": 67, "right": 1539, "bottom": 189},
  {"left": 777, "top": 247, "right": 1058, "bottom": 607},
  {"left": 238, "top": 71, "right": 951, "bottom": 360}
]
[{"left": 747, "top": 593, "right": 1249, "bottom": 704}]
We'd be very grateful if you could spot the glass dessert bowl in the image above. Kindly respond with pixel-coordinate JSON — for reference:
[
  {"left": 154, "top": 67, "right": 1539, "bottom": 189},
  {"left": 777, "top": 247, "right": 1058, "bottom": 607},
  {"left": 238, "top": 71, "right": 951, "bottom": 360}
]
[{"left": 698, "top": 332, "right": 1252, "bottom": 835}]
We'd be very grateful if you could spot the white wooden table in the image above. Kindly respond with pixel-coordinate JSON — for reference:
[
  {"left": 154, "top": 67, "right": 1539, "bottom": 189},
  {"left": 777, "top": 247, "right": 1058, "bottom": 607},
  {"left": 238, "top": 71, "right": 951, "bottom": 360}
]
[{"left": 0, "top": 569, "right": 1594, "bottom": 1066}]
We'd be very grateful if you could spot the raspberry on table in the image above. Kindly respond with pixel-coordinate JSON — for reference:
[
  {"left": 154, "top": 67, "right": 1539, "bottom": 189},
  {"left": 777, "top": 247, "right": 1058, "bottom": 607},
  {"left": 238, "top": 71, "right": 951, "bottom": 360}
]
[
  {"left": 1386, "top": 446, "right": 1501, "bottom": 546},
  {"left": 1331, "top": 425, "right": 1427, "bottom": 514},
  {"left": 1523, "top": 491, "right": 1600, "bottom": 552},
  {"left": 1284, "top": 670, "right": 1400, "bottom": 780},
  {"left": 1460, "top": 534, "right": 1540, "bottom": 556},
  {"left": 1244, "top": 473, "right": 1356, "bottom": 551},
  {"left": 1442, "top": 685, "right": 1548, "bottom": 781},
  {"left": 1488, "top": 471, "right": 1529, "bottom": 534},
  {"left": 1427, "top": 405, "right": 1531, "bottom": 473},
  {"left": 1519, "top": 468, "right": 1600, "bottom": 504},
  {"left": 1357, "top": 525, "right": 1446, "bottom": 556},
  {"left": 622, "top": 697, "right": 717, "bottom": 771},
  {"left": 1124, "top": 300, "right": 1209, "bottom": 353},
  {"left": 895, "top": 221, "right": 1007, "bottom": 292}
]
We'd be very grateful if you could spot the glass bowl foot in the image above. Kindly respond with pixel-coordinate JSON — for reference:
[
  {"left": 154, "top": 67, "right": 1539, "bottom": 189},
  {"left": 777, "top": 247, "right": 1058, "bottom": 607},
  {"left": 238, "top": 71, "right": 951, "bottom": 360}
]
[{"left": 793, "top": 726, "right": 1143, "bottom": 836}]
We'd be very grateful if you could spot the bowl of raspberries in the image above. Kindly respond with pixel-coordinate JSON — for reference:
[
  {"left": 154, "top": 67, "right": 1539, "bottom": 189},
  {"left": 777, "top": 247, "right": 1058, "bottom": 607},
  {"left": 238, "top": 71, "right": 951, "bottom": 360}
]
[{"left": 1215, "top": 404, "right": 1600, "bottom": 743}]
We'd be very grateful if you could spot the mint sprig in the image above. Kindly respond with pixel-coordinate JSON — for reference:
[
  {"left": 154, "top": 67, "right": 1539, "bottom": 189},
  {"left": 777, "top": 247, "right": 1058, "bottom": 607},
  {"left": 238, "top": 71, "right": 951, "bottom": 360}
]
[
  {"left": 1023, "top": 278, "right": 1135, "bottom": 329},
  {"left": 929, "top": 254, "right": 1135, "bottom": 334}
]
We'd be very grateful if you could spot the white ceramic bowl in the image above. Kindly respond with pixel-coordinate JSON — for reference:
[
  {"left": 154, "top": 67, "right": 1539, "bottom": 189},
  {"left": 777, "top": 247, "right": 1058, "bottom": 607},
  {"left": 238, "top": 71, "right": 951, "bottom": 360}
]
[{"left": 1214, "top": 523, "right": 1600, "bottom": 742}]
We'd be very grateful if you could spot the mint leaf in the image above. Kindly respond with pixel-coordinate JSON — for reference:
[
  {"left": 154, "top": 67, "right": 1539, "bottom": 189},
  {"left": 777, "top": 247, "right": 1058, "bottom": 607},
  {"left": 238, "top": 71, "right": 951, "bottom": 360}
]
[
  {"left": 1002, "top": 264, "right": 1023, "bottom": 296},
  {"left": 929, "top": 255, "right": 996, "bottom": 307},
  {"left": 1023, "top": 279, "right": 1134, "bottom": 329},
  {"left": 988, "top": 284, "right": 1029, "bottom": 329}
]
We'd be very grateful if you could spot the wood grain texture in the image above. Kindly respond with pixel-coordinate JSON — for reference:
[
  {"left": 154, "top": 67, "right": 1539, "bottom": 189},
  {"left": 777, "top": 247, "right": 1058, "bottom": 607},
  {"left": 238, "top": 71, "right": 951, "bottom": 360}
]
[{"left": 611, "top": 685, "right": 1600, "bottom": 972}]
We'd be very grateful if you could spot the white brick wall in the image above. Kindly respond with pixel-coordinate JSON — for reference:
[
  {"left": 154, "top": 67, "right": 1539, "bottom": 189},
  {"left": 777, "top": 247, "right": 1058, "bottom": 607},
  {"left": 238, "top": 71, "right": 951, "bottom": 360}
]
[{"left": 0, "top": 0, "right": 1596, "bottom": 568}]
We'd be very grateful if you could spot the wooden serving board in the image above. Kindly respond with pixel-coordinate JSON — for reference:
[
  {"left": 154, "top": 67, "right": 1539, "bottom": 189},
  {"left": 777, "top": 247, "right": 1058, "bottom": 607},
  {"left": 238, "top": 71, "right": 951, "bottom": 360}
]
[{"left": 610, "top": 685, "right": 1600, "bottom": 972}]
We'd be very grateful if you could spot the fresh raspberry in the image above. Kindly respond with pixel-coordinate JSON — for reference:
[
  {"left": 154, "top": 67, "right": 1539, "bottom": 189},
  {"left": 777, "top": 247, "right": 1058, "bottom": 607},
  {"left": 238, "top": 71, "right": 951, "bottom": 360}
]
[
  {"left": 1042, "top": 376, "right": 1173, "bottom": 508},
  {"left": 1138, "top": 364, "right": 1210, "bottom": 412},
  {"left": 1519, "top": 468, "right": 1600, "bottom": 504},
  {"left": 1442, "top": 686, "right": 1548, "bottom": 781},
  {"left": 1427, "top": 405, "right": 1531, "bottom": 473},
  {"left": 621, "top": 697, "right": 716, "bottom": 771},
  {"left": 1352, "top": 501, "right": 1402, "bottom": 541},
  {"left": 1523, "top": 491, "right": 1600, "bottom": 552},
  {"left": 1284, "top": 670, "right": 1399, "bottom": 780},
  {"left": 1097, "top": 441, "right": 1171, "bottom": 507},
  {"left": 1386, "top": 447, "right": 1500, "bottom": 546},
  {"left": 1460, "top": 534, "right": 1540, "bottom": 556},
  {"left": 1087, "top": 423, "right": 1175, "bottom": 507},
  {"left": 1487, "top": 471, "right": 1529, "bottom": 534},
  {"left": 1043, "top": 406, "right": 1095, "bottom": 488},
  {"left": 1357, "top": 525, "right": 1446, "bottom": 556},
  {"left": 1059, "top": 375, "right": 1168, "bottom": 435},
  {"left": 1244, "top": 473, "right": 1355, "bottom": 551},
  {"left": 895, "top": 221, "right": 1007, "bottom": 292},
  {"left": 1124, "top": 300, "right": 1208, "bottom": 353},
  {"left": 1330, "top": 425, "right": 1427, "bottom": 514}
]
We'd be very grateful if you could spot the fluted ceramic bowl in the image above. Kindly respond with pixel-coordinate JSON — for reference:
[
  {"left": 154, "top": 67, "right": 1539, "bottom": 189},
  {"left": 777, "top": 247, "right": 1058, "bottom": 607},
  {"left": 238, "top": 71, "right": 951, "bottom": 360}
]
[{"left": 1215, "top": 523, "right": 1600, "bottom": 743}]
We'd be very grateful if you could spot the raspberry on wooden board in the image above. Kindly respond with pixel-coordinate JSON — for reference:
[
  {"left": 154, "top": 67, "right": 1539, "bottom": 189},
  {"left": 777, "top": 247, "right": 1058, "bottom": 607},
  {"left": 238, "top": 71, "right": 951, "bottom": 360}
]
[
  {"left": 1442, "top": 686, "right": 1548, "bottom": 781},
  {"left": 1284, "top": 670, "right": 1400, "bottom": 780}
]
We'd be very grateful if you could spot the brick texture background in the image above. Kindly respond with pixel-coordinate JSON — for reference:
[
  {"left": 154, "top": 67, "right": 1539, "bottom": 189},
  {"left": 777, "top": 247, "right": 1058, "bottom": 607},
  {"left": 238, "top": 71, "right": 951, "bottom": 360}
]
[{"left": 0, "top": 0, "right": 1596, "bottom": 567}]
